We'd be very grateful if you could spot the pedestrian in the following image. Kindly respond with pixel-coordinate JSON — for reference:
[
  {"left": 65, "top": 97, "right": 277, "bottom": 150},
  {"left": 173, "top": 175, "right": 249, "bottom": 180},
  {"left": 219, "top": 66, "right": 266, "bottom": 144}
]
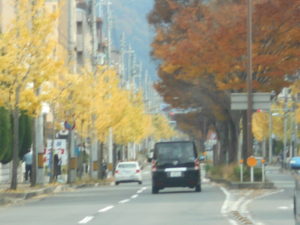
[
  {"left": 101, "top": 161, "right": 107, "bottom": 179},
  {"left": 53, "top": 154, "right": 61, "bottom": 181},
  {"left": 23, "top": 150, "right": 33, "bottom": 182}
]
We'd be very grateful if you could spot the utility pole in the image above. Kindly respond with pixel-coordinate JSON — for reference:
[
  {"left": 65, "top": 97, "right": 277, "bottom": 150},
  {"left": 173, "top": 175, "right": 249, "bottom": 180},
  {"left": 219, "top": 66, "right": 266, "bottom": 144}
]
[
  {"left": 104, "top": 0, "right": 114, "bottom": 174},
  {"left": 283, "top": 88, "right": 288, "bottom": 168},
  {"left": 90, "top": 0, "right": 99, "bottom": 179},
  {"left": 296, "top": 93, "right": 299, "bottom": 156},
  {"left": 67, "top": 0, "right": 76, "bottom": 183},
  {"left": 35, "top": 101, "right": 44, "bottom": 185},
  {"left": 246, "top": 0, "right": 253, "bottom": 158},
  {"left": 120, "top": 33, "right": 126, "bottom": 87},
  {"left": 107, "top": 0, "right": 112, "bottom": 66}
]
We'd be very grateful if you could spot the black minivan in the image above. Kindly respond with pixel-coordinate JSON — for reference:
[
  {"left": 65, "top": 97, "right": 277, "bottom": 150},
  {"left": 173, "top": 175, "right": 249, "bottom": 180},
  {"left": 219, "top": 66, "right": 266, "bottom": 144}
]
[{"left": 151, "top": 141, "right": 201, "bottom": 194}]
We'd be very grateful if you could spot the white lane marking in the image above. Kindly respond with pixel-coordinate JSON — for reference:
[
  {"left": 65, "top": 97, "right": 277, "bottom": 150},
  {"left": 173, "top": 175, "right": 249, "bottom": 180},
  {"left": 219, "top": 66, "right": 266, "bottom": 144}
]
[
  {"left": 278, "top": 206, "right": 289, "bottom": 210},
  {"left": 137, "top": 187, "right": 147, "bottom": 193},
  {"left": 232, "top": 190, "right": 253, "bottom": 211},
  {"left": 98, "top": 205, "right": 114, "bottom": 213},
  {"left": 254, "top": 189, "right": 284, "bottom": 200},
  {"left": 78, "top": 216, "right": 94, "bottom": 224},
  {"left": 202, "top": 178, "right": 210, "bottom": 182},
  {"left": 119, "top": 199, "right": 130, "bottom": 204},
  {"left": 220, "top": 186, "right": 232, "bottom": 214},
  {"left": 228, "top": 219, "right": 238, "bottom": 225},
  {"left": 131, "top": 194, "right": 138, "bottom": 199},
  {"left": 240, "top": 199, "right": 252, "bottom": 214}
]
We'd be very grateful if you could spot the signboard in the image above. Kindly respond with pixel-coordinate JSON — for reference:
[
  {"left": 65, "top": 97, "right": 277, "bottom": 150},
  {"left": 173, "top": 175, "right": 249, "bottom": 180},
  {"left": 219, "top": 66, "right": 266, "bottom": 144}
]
[
  {"left": 44, "top": 139, "right": 68, "bottom": 167},
  {"left": 231, "top": 92, "right": 271, "bottom": 110},
  {"left": 247, "top": 156, "right": 257, "bottom": 167}
]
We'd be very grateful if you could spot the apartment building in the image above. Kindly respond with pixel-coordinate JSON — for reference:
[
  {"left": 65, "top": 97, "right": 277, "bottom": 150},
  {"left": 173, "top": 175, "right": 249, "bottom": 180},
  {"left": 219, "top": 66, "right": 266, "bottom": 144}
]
[{"left": 76, "top": 0, "right": 104, "bottom": 70}]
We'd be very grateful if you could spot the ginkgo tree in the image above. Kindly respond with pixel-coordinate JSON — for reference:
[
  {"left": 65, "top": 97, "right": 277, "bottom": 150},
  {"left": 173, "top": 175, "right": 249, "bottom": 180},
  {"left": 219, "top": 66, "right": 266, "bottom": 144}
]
[
  {"left": 0, "top": 0, "right": 63, "bottom": 189},
  {"left": 49, "top": 65, "right": 162, "bottom": 180}
]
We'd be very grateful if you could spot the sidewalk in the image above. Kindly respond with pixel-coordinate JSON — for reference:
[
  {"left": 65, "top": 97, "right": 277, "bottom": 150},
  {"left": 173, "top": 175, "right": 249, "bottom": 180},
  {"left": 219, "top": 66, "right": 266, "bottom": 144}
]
[
  {"left": 0, "top": 176, "right": 114, "bottom": 207},
  {"left": 0, "top": 181, "right": 72, "bottom": 206}
]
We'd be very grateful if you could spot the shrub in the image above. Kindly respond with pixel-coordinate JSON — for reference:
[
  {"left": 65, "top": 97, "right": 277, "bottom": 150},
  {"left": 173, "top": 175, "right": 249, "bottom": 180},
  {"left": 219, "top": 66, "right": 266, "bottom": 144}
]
[
  {"left": 208, "top": 163, "right": 263, "bottom": 182},
  {"left": 233, "top": 165, "right": 262, "bottom": 181}
]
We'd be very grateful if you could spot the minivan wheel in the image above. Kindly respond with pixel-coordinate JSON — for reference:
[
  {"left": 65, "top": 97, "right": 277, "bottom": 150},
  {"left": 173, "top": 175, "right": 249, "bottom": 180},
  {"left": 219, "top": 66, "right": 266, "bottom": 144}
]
[
  {"left": 195, "top": 184, "right": 201, "bottom": 192},
  {"left": 138, "top": 181, "right": 142, "bottom": 185},
  {"left": 115, "top": 181, "right": 119, "bottom": 186},
  {"left": 152, "top": 185, "right": 159, "bottom": 194}
]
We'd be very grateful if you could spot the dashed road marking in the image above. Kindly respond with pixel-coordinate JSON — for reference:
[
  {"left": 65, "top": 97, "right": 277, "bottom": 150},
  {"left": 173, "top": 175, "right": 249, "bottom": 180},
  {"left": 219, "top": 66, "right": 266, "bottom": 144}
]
[
  {"left": 131, "top": 194, "right": 138, "bottom": 199},
  {"left": 78, "top": 216, "right": 94, "bottom": 224},
  {"left": 119, "top": 199, "right": 130, "bottom": 204},
  {"left": 278, "top": 206, "right": 289, "bottom": 210},
  {"left": 98, "top": 205, "right": 114, "bottom": 213}
]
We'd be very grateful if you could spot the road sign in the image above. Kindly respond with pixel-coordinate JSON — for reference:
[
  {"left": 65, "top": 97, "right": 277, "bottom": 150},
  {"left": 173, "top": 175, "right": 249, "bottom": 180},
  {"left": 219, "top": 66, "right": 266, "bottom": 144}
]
[
  {"left": 247, "top": 156, "right": 257, "bottom": 167},
  {"left": 231, "top": 92, "right": 271, "bottom": 110}
]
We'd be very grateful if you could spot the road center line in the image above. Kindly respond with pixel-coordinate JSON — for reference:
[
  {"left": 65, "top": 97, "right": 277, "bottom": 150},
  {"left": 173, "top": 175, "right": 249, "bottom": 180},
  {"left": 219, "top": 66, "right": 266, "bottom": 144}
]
[
  {"left": 119, "top": 199, "right": 130, "bottom": 204},
  {"left": 278, "top": 206, "right": 289, "bottom": 210},
  {"left": 78, "top": 216, "right": 94, "bottom": 224},
  {"left": 98, "top": 205, "right": 114, "bottom": 213},
  {"left": 131, "top": 194, "right": 138, "bottom": 199}
]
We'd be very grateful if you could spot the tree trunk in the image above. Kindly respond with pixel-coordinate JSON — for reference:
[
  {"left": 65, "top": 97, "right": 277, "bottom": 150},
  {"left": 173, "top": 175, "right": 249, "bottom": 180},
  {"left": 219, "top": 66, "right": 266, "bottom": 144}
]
[
  {"left": 98, "top": 142, "right": 104, "bottom": 179},
  {"left": 228, "top": 118, "right": 238, "bottom": 163},
  {"left": 216, "top": 121, "right": 229, "bottom": 165},
  {"left": 10, "top": 88, "right": 20, "bottom": 190}
]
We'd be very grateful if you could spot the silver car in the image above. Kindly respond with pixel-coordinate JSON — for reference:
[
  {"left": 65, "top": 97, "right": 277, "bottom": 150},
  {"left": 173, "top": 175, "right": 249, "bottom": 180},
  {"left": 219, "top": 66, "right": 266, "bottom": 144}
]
[{"left": 115, "top": 161, "right": 142, "bottom": 185}]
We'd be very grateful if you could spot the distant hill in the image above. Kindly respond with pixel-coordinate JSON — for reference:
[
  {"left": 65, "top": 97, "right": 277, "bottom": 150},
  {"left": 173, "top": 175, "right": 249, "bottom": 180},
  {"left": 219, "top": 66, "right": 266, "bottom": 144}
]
[{"left": 110, "top": 0, "right": 157, "bottom": 80}]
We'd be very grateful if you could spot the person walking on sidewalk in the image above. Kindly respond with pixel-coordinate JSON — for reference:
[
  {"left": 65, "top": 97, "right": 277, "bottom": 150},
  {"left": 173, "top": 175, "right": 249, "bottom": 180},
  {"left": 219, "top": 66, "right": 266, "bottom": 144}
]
[
  {"left": 53, "top": 154, "right": 61, "bottom": 181},
  {"left": 23, "top": 150, "right": 33, "bottom": 182}
]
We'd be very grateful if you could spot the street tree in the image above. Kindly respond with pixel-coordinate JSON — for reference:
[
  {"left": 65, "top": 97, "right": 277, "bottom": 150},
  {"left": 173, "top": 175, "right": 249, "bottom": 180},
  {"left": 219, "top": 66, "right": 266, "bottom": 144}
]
[
  {"left": 148, "top": 0, "right": 299, "bottom": 162},
  {"left": 0, "top": 0, "right": 62, "bottom": 189}
]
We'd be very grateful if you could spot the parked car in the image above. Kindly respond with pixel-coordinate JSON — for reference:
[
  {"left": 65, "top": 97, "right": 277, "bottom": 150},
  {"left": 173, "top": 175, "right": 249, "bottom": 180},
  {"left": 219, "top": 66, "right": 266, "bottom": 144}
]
[
  {"left": 114, "top": 161, "right": 142, "bottom": 185},
  {"left": 290, "top": 157, "right": 300, "bottom": 170},
  {"left": 151, "top": 140, "right": 201, "bottom": 194}
]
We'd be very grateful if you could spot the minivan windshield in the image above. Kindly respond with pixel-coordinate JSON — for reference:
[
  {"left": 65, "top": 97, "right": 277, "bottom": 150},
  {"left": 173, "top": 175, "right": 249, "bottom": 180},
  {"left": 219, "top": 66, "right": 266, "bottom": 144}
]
[{"left": 154, "top": 142, "right": 196, "bottom": 164}]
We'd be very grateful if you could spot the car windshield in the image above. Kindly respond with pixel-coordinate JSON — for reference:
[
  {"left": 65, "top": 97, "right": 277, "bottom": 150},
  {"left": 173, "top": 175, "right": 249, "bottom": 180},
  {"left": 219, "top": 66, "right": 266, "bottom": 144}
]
[{"left": 117, "top": 163, "right": 137, "bottom": 169}]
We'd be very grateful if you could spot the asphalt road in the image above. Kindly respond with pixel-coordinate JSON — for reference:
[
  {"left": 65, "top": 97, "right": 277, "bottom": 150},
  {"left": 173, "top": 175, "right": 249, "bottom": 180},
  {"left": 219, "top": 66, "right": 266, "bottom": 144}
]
[
  {"left": 247, "top": 166, "right": 295, "bottom": 225},
  {"left": 0, "top": 167, "right": 231, "bottom": 225},
  {"left": 0, "top": 165, "right": 297, "bottom": 225}
]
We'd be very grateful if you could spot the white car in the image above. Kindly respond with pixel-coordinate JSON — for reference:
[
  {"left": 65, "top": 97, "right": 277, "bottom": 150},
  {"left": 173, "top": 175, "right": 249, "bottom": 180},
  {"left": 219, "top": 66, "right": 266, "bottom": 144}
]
[{"left": 115, "top": 161, "right": 142, "bottom": 185}]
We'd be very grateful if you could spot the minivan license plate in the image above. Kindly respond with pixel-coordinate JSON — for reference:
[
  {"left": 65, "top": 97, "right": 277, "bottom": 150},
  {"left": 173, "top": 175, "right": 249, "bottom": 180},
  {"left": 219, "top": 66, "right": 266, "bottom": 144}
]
[{"left": 170, "top": 171, "right": 182, "bottom": 177}]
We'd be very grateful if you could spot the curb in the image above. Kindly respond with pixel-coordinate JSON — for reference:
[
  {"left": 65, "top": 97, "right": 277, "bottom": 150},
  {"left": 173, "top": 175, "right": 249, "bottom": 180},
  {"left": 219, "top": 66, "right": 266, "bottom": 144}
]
[
  {"left": 209, "top": 177, "right": 275, "bottom": 189},
  {"left": 0, "top": 183, "right": 95, "bottom": 207}
]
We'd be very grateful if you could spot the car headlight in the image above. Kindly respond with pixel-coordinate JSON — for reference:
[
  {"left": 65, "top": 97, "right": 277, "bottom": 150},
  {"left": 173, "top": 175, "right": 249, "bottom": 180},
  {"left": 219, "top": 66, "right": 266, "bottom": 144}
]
[{"left": 290, "top": 160, "right": 296, "bottom": 164}]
